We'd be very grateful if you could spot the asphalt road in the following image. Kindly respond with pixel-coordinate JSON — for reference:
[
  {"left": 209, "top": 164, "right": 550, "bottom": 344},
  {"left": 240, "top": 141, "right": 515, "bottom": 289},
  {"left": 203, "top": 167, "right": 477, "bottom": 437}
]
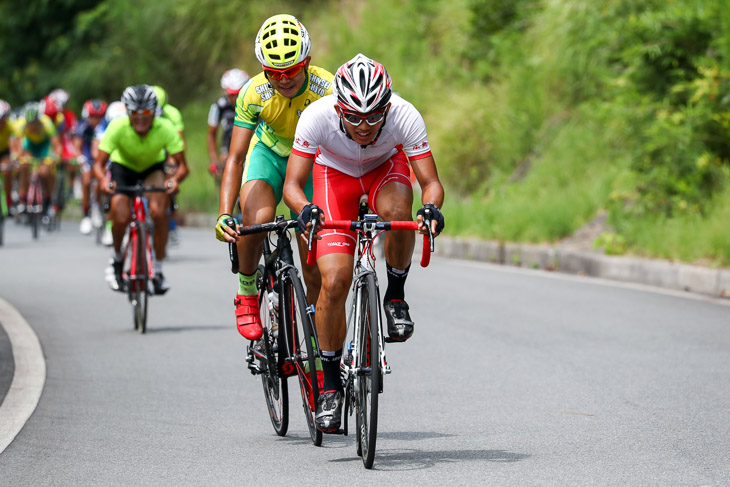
[{"left": 1, "top": 219, "right": 729, "bottom": 486}]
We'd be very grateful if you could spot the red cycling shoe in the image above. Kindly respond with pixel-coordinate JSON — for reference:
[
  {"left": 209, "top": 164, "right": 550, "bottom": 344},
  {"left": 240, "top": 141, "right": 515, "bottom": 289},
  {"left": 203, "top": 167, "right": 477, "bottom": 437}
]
[{"left": 234, "top": 294, "right": 263, "bottom": 340}]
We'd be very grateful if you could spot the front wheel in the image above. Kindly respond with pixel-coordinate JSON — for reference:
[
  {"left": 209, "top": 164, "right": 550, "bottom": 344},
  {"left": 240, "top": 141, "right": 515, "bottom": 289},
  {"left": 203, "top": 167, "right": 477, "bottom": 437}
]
[
  {"left": 355, "top": 273, "right": 380, "bottom": 468},
  {"left": 258, "top": 265, "right": 289, "bottom": 436},
  {"left": 284, "top": 268, "right": 322, "bottom": 446},
  {"left": 129, "top": 225, "right": 149, "bottom": 334}
]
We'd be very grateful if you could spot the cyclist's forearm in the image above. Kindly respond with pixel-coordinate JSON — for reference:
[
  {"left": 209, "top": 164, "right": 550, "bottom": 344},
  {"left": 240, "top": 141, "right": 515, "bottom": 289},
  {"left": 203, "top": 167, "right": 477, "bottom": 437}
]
[
  {"left": 219, "top": 159, "right": 243, "bottom": 215},
  {"left": 283, "top": 154, "right": 314, "bottom": 212},
  {"left": 207, "top": 127, "right": 219, "bottom": 164},
  {"left": 420, "top": 181, "right": 444, "bottom": 209},
  {"left": 93, "top": 151, "right": 110, "bottom": 182},
  {"left": 51, "top": 136, "right": 62, "bottom": 159}
]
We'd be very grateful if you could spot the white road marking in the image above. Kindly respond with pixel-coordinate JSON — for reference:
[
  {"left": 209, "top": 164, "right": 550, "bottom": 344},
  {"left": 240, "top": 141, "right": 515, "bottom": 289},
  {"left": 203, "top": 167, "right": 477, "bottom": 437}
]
[{"left": 0, "top": 297, "right": 46, "bottom": 454}]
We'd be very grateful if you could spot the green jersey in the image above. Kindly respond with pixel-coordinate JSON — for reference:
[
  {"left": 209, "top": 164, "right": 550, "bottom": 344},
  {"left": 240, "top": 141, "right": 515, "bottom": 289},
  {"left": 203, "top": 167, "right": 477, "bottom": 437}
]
[
  {"left": 161, "top": 104, "right": 184, "bottom": 132},
  {"left": 99, "top": 116, "right": 183, "bottom": 172}
]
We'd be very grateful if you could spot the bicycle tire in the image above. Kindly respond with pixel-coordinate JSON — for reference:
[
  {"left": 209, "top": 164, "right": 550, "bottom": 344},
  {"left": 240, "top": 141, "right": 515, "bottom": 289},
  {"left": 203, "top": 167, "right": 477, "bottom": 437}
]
[
  {"left": 284, "top": 268, "right": 322, "bottom": 446},
  {"left": 131, "top": 224, "right": 149, "bottom": 334},
  {"left": 356, "top": 273, "right": 380, "bottom": 468},
  {"left": 30, "top": 211, "right": 40, "bottom": 240},
  {"left": 257, "top": 265, "right": 289, "bottom": 436}
]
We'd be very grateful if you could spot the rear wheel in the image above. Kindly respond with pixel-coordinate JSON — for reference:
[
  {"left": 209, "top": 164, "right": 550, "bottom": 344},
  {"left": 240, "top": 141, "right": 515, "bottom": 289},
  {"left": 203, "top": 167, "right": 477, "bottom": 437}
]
[
  {"left": 356, "top": 273, "right": 380, "bottom": 468},
  {"left": 258, "top": 265, "right": 289, "bottom": 436},
  {"left": 284, "top": 268, "right": 322, "bottom": 446}
]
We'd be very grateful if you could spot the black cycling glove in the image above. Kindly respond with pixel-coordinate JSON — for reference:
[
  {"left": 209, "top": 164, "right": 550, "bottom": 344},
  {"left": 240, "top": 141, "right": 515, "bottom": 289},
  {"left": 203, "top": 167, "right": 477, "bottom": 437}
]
[
  {"left": 297, "top": 204, "right": 321, "bottom": 232},
  {"left": 417, "top": 203, "right": 445, "bottom": 234}
]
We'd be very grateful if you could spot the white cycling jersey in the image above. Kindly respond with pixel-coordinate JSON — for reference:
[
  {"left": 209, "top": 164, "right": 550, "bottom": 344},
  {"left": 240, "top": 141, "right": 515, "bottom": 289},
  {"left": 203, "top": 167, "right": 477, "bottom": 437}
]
[{"left": 291, "top": 93, "right": 432, "bottom": 178}]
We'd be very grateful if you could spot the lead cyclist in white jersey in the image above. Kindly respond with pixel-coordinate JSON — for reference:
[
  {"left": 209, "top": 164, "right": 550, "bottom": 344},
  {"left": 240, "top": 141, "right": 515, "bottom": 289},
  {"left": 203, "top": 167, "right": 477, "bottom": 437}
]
[{"left": 283, "top": 53, "right": 445, "bottom": 432}]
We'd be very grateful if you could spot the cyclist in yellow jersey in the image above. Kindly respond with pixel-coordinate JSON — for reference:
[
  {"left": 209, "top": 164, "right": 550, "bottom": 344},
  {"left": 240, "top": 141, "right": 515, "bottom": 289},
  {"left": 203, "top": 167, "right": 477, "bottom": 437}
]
[
  {"left": 93, "top": 85, "right": 189, "bottom": 294},
  {"left": 215, "top": 14, "right": 333, "bottom": 340},
  {"left": 0, "top": 100, "right": 22, "bottom": 212},
  {"left": 16, "top": 102, "right": 63, "bottom": 215}
]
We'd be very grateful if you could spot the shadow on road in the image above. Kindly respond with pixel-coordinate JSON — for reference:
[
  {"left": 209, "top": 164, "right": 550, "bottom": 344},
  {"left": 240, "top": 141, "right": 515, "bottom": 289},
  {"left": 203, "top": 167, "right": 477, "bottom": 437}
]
[
  {"left": 330, "top": 447, "right": 530, "bottom": 470},
  {"left": 144, "top": 324, "right": 229, "bottom": 334}
]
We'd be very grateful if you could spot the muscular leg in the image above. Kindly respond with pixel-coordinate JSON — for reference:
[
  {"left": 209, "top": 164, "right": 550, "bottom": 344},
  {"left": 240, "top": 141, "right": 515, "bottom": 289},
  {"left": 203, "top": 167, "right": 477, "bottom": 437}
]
[
  {"left": 109, "top": 194, "right": 132, "bottom": 254},
  {"left": 296, "top": 235, "right": 321, "bottom": 306},
  {"left": 236, "top": 179, "right": 277, "bottom": 275},
  {"left": 148, "top": 191, "right": 169, "bottom": 260},
  {"left": 376, "top": 181, "right": 415, "bottom": 268},
  {"left": 315, "top": 252, "right": 353, "bottom": 351}
]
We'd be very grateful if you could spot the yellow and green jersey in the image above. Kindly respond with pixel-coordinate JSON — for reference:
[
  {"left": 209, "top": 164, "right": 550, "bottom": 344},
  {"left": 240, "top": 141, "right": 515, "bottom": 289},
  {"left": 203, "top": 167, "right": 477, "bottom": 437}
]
[
  {"left": 0, "top": 119, "right": 22, "bottom": 153},
  {"left": 234, "top": 66, "right": 333, "bottom": 158},
  {"left": 99, "top": 116, "right": 184, "bottom": 173},
  {"left": 18, "top": 115, "right": 57, "bottom": 144}
]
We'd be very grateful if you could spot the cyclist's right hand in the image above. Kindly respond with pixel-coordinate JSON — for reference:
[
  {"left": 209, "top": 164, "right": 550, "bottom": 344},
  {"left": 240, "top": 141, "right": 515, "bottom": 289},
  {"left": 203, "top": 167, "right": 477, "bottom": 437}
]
[
  {"left": 296, "top": 204, "right": 322, "bottom": 233},
  {"left": 101, "top": 179, "right": 116, "bottom": 195},
  {"left": 216, "top": 214, "right": 239, "bottom": 242}
]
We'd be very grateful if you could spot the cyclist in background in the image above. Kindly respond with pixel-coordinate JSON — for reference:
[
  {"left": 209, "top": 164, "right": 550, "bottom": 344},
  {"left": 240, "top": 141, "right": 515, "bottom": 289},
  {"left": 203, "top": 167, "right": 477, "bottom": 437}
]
[
  {"left": 17, "top": 102, "right": 63, "bottom": 217},
  {"left": 208, "top": 68, "right": 250, "bottom": 182},
  {"left": 215, "top": 14, "right": 334, "bottom": 340},
  {"left": 46, "top": 89, "right": 80, "bottom": 197},
  {"left": 97, "top": 101, "right": 128, "bottom": 246},
  {"left": 1, "top": 100, "right": 22, "bottom": 213},
  {"left": 283, "top": 54, "right": 445, "bottom": 431},
  {"left": 153, "top": 85, "right": 184, "bottom": 246},
  {"left": 93, "top": 85, "right": 189, "bottom": 293},
  {"left": 74, "top": 99, "right": 107, "bottom": 235}
]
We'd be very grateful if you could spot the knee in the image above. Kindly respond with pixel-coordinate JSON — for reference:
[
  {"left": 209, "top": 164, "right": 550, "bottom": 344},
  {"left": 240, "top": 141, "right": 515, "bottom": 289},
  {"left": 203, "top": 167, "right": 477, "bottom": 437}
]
[
  {"left": 379, "top": 197, "right": 413, "bottom": 221},
  {"left": 320, "top": 269, "right": 351, "bottom": 302}
]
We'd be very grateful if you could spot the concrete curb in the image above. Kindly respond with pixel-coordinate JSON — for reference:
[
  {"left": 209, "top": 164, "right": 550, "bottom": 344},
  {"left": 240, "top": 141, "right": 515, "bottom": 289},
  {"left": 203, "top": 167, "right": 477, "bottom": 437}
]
[
  {"left": 178, "top": 212, "right": 730, "bottom": 299},
  {"left": 437, "top": 237, "right": 730, "bottom": 298}
]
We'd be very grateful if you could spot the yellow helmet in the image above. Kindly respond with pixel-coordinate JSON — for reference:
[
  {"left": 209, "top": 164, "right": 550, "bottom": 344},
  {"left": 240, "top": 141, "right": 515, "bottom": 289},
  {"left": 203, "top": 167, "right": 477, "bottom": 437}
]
[
  {"left": 254, "top": 14, "right": 311, "bottom": 70},
  {"left": 152, "top": 86, "right": 167, "bottom": 107}
]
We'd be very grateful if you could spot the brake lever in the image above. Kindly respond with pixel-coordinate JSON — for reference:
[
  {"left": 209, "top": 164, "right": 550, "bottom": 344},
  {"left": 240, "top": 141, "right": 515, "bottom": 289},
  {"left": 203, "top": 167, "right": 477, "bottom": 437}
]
[{"left": 226, "top": 217, "right": 239, "bottom": 274}]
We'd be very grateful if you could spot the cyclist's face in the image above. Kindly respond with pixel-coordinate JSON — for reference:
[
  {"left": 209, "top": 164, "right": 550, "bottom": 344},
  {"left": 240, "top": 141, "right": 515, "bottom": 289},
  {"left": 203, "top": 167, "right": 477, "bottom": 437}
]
[
  {"left": 129, "top": 110, "right": 154, "bottom": 135},
  {"left": 265, "top": 58, "right": 309, "bottom": 99},
  {"left": 88, "top": 115, "right": 102, "bottom": 128},
  {"left": 335, "top": 105, "right": 389, "bottom": 146}
]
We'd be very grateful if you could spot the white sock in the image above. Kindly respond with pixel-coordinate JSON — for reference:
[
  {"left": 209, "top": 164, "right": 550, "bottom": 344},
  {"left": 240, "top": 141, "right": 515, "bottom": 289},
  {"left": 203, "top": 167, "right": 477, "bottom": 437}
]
[{"left": 154, "top": 260, "right": 163, "bottom": 274}]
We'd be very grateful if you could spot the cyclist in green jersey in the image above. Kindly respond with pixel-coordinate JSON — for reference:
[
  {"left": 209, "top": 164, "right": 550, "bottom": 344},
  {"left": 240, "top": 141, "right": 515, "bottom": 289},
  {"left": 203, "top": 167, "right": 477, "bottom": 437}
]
[
  {"left": 215, "top": 14, "right": 334, "bottom": 341},
  {"left": 93, "top": 85, "right": 189, "bottom": 294},
  {"left": 153, "top": 85, "right": 185, "bottom": 246}
]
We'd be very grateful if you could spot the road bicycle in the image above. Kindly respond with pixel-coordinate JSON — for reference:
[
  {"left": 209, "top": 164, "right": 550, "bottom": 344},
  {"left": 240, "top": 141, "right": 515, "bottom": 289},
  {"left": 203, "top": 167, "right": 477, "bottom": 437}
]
[
  {"left": 307, "top": 199, "right": 434, "bottom": 468},
  {"left": 23, "top": 156, "right": 55, "bottom": 240},
  {"left": 227, "top": 215, "right": 323, "bottom": 445},
  {"left": 112, "top": 183, "right": 170, "bottom": 334}
]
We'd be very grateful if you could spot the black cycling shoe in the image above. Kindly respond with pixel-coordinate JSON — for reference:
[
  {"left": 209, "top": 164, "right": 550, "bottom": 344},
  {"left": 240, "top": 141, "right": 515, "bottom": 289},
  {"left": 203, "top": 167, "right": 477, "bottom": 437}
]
[
  {"left": 152, "top": 273, "right": 170, "bottom": 295},
  {"left": 384, "top": 299, "right": 414, "bottom": 342},
  {"left": 315, "top": 390, "right": 343, "bottom": 432}
]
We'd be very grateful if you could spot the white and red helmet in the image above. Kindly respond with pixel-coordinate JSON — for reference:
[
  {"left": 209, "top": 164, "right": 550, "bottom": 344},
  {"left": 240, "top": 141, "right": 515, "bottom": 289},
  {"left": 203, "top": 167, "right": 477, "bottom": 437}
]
[
  {"left": 333, "top": 53, "right": 392, "bottom": 113},
  {"left": 221, "top": 69, "right": 250, "bottom": 95},
  {"left": 49, "top": 88, "right": 70, "bottom": 108},
  {"left": 0, "top": 100, "right": 11, "bottom": 120}
]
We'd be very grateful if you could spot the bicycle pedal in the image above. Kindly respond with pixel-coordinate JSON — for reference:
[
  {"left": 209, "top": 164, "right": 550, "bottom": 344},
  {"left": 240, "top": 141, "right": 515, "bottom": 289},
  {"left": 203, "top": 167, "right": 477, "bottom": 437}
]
[{"left": 384, "top": 337, "right": 407, "bottom": 343}]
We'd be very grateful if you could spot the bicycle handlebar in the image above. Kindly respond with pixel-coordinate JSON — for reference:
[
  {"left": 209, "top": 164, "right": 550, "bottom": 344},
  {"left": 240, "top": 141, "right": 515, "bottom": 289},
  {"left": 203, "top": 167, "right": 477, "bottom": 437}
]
[
  {"left": 306, "top": 219, "right": 433, "bottom": 268},
  {"left": 112, "top": 183, "right": 171, "bottom": 194},
  {"left": 227, "top": 217, "right": 300, "bottom": 274}
]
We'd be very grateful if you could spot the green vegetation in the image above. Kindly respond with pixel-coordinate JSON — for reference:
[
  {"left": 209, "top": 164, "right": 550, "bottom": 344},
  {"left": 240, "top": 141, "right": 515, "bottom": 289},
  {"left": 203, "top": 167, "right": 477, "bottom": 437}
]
[{"left": 3, "top": 0, "right": 730, "bottom": 264}]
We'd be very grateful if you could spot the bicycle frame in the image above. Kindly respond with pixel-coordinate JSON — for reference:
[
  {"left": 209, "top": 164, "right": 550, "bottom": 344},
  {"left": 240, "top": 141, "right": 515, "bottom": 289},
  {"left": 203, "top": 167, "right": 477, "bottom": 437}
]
[{"left": 124, "top": 193, "right": 154, "bottom": 291}]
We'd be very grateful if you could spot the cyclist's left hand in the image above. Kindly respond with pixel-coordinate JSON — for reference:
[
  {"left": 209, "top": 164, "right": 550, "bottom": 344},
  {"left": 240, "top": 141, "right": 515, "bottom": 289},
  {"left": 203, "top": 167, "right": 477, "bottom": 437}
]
[
  {"left": 165, "top": 179, "right": 179, "bottom": 194},
  {"left": 416, "top": 203, "right": 444, "bottom": 236},
  {"left": 216, "top": 214, "right": 239, "bottom": 243}
]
